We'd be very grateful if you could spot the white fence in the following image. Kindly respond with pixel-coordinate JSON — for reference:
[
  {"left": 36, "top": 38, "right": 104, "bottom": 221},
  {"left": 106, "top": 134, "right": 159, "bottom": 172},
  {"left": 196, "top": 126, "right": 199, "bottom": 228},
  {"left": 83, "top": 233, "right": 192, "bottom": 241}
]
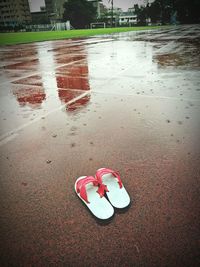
[{"left": 25, "top": 21, "right": 73, "bottom": 32}]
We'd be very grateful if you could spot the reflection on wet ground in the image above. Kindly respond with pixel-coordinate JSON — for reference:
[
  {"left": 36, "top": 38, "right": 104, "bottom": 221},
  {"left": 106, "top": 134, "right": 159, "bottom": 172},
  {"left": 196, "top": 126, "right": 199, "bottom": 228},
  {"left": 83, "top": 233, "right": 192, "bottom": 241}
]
[
  {"left": 0, "top": 25, "right": 200, "bottom": 136},
  {"left": 0, "top": 25, "right": 200, "bottom": 266},
  {"left": 67, "top": 94, "right": 90, "bottom": 112},
  {"left": 12, "top": 85, "right": 46, "bottom": 107}
]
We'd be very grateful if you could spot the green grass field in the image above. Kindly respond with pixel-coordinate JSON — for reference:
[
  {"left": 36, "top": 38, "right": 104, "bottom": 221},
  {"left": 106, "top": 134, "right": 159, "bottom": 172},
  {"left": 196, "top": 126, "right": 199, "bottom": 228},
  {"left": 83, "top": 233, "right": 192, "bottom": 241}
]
[{"left": 0, "top": 26, "right": 168, "bottom": 46}]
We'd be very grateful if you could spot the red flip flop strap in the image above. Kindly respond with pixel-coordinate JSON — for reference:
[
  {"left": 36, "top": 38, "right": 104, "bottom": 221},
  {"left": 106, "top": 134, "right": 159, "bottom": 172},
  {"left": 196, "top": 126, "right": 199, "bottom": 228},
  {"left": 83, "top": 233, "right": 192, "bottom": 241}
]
[
  {"left": 76, "top": 176, "right": 98, "bottom": 203},
  {"left": 96, "top": 168, "right": 123, "bottom": 188}
]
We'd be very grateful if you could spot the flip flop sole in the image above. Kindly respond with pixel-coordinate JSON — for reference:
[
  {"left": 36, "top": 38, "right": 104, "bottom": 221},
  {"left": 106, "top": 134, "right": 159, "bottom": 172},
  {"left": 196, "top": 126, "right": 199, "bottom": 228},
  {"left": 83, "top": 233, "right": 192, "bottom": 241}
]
[
  {"left": 75, "top": 176, "right": 114, "bottom": 220},
  {"left": 97, "top": 169, "right": 131, "bottom": 209}
]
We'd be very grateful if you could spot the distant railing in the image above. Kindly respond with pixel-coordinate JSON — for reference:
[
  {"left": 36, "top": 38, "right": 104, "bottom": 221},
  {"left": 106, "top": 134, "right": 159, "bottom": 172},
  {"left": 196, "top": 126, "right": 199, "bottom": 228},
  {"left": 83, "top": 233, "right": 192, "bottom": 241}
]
[{"left": 25, "top": 21, "right": 73, "bottom": 32}]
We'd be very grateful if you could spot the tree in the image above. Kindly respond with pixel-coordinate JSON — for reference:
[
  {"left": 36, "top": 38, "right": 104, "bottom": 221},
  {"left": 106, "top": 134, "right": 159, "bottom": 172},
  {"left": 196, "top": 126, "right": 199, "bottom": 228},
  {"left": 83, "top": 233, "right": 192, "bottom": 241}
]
[
  {"left": 133, "top": 4, "right": 146, "bottom": 25},
  {"left": 174, "top": 0, "right": 200, "bottom": 24},
  {"left": 62, "top": 0, "right": 97, "bottom": 29},
  {"left": 138, "top": 7, "right": 147, "bottom": 25},
  {"left": 148, "top": 1, "right": 162, "bottom": 23},
  {"left": 148, "top": 0, "right": 200, "bottom": 24}
]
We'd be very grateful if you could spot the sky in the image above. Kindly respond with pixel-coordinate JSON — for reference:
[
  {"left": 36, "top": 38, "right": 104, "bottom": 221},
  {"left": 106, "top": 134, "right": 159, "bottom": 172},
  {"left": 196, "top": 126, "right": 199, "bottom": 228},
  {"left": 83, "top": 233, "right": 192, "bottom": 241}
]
[
  {"left": 29, "top": 0, "right": 151, "bottom": 12},
  {"left": 29, "top": 0, "right": 45, "bottom": 12}
]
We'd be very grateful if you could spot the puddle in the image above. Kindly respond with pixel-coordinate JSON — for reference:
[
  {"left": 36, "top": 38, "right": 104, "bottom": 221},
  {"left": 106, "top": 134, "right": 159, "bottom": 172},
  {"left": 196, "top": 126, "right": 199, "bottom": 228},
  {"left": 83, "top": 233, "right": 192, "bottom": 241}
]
[
  {"left": 56, "top": 76, "right": 89, "bottom": 90},
  {"left": 0, "top": 26, "right": 200, "bottom": 137},
  {"left": 12, "top": 75, "right": 43, "bottom": 87},
  {"left": 66, "top": 95, "right": 91, "bottom": 112},
  {"left": 3, "top": 59, "right": 39, "bottom": 70},
  {"left": 56, "top": 62, "right": 88, "bottom": 77},
  {"left": 58, "top": 89, "right": 85, "bottom": 104},
  {"left": 12, "top": 86, "right": 46, "bottom": 107},
  {"left": 154, "top": 53, "right": 184, "bottom": 67}
]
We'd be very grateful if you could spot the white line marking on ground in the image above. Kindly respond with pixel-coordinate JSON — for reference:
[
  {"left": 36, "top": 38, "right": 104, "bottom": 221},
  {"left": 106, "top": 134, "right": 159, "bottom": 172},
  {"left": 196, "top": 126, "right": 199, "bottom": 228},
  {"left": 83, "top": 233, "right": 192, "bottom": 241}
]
[
  {"left": 0, "top": 91, "right": 90, "bottom": 147},
  {"left": 0, "top": 133, "right": 19, "bottom": 147},
  {"left": 1, "top": 58, "right": 86, "bottom": 86},
  {"left": 1, "top": 27, "right": 198, "bottom": 146}
]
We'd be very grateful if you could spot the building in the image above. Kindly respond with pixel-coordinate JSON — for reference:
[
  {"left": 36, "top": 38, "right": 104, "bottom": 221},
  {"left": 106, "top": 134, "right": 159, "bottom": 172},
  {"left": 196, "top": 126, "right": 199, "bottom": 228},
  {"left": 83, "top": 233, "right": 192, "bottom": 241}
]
[
  {"left": 0, "top": 0, "right": 31, "bottom": 28},
  {"left": 44, "top": 0, "right": 66, "bottom": 22},
  {"left": 119, "top": 12, "right": 137, "bottom": 26},
  {"left": 107, "top": 7, "right": 123, "bottom": 16},
  {"left": 30, "top": 5, "right": 49, "bottom": 25},
  {"left": 103, "top": 7, "right": 122, "bottom": 26},
  {"left": 31, "top": 11, "right": 49, "bottom": 25},
  {"left": 128, "top": 7, "right": 136, "bottom": 13}
]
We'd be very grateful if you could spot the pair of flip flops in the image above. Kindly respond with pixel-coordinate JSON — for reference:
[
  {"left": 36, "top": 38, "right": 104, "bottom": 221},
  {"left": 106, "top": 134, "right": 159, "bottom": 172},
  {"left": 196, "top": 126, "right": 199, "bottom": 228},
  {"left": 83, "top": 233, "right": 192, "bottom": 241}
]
[{"left": 75, "top": 168, "right": 130, "bottom": 220}]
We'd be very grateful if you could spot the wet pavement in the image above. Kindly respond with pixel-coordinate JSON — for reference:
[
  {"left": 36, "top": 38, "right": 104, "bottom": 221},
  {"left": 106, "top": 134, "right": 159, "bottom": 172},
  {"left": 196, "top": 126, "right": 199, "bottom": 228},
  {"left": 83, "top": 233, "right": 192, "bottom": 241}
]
[{"left": 0, "top": 25, "right": 200, "bottom": 266}]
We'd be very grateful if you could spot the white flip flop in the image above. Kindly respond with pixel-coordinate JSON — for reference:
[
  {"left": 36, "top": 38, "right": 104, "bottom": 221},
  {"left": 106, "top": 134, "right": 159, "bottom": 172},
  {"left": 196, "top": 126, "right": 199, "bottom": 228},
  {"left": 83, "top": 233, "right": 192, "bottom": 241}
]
[
  {"left": 74, "top": 176, "right": 114, "bottom": 220},
  {"left": 95, "top": 168, "right": 130, "bottom": 209}
]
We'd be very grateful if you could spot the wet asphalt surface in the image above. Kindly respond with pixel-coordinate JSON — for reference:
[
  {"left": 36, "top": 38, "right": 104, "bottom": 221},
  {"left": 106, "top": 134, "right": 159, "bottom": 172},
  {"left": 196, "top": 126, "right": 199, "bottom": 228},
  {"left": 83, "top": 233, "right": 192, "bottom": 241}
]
[{"left": 0, "top": 25, "right": 200, "bottom": 267}]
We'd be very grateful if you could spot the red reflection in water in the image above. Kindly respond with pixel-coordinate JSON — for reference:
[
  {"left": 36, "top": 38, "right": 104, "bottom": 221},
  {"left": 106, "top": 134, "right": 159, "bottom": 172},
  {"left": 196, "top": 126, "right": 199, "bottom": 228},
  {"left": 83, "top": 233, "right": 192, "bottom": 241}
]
[
  {"left": 56, "top": 64, "right": 88, "bottom": 77},
  {"left": 56, "top": 55, "right": 86, "bottom": 65},
  {"left": 0, "top": 44, "right": 38, "bottom": 63},
  {"left": 58, "top": 89, "right": 84, "bottom": 103},
  {"left": 7, "top": 41, "right": 92, "bottom": 111},
  {"left": 4, "top": 59, "right": 39, "bottom": 71},
  {"left": 50, "top": 44, "right": 85, "bottom": 54},
  {"left": 55, "top": 44, "right": 91, "bottom": 112},
  {"left": 13, "top": 86, "right": 46, "bottom": 108},
  {"left": 1, "top": 50, "right": 38, "bottom": 61},
  {"left": 67, "top": 95, "right": 90, "bottom": 112},
  {"left": 56, "top": 56, "right": 90, "bottom": 90},
  {"left": 56, "top": 56, "right": 90, "bottom": 91},
  {"left": 58, "top": 89, "right": 90, "bottom": 112},
  {"left": 8, "top": 44, "right": 47, "bottom": 108},
  {"left": 12, "top": 75, "right": 43, "bottom": 87},
  {"left": 56, "top": 76, "right": 89, "bottom": 90}
]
